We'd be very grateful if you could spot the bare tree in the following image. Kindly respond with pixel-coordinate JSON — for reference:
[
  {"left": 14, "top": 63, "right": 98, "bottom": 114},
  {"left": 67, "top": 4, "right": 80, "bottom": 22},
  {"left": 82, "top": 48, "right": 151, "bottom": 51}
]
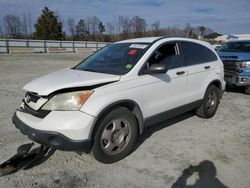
[
  {"left": 4, "top": 14, "right": 23, "bottom": 38},
  {"left": 86, "top": 16, "right": 100, "bottom": 40},
  {"left": 67, "top": 18, "right": 76, "bottom": 40},
  {"left": 0, "top": 21, "right": 2, "bottom": 37},
  {"left": 161, "top": 25, "right": 184, "bottom": 37},
  {"left": 0, "top": 17, "right": 4, "bottom": 38},
  {"left": 113, "top": 18, "right": 121, "bottom": 35},
  {"left": 106, "top": 21, "right": 116, "bottom": 41},
  {"left": 131, "top": 16, "right": 147, "bottom": 38},
  {"left": 150, "top": 20, "right": 161, "bottom": 36},
  {"left": 118, "top": 15, "right": 131, "bottom": 39},
  {"left": 22, "top": 13, "right": 28, "bottom": 38},
  {"left": 183, "top": 23, "right": 198, "bottom": 38},
  {"left": 27, "top": 12, "right": 33, "bottom": 37},
  {"left": 106, "top": 21, "right": 115, "bottom": 35}
]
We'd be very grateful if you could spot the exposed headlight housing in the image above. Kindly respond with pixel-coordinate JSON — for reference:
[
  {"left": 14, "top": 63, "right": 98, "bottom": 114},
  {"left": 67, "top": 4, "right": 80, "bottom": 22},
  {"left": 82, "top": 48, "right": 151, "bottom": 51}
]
[
  {"left": 42, "top": 90, "right": 93, "bottom": 111},
  {"left": 240, "top": 61, "right": 250, "bottom": 68}
]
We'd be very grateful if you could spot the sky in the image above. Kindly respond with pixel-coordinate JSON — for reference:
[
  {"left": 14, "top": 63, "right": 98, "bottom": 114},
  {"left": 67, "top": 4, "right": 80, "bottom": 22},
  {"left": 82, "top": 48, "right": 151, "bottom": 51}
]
[{"left": 0, "top": 0, "right": 249, "bottom": 34}]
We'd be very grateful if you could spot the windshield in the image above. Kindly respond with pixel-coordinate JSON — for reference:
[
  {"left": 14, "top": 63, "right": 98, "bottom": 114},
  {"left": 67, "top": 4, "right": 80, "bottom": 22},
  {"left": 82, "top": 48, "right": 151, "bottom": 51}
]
[
  {"left": 74, "top": 43, "right": 150, "bottom": 75},
  {"left": 218, "top": 41, "right": 250, "bottom": 53}
]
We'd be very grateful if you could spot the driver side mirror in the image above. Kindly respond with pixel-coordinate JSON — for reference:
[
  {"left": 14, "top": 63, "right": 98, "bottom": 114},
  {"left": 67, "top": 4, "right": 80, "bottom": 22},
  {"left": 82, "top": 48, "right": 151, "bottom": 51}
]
[{"left": 143, "top": 64, "right": 168, "bottom": 74}]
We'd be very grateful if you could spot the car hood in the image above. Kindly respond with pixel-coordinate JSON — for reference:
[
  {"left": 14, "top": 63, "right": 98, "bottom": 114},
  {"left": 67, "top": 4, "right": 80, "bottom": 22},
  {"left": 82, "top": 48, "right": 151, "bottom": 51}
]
[
  {"left": 218, "top": 52, "right": 250, "bottom": 61},
  {"left": 23, "top": 68, "right": 121, "bottom": 96}
]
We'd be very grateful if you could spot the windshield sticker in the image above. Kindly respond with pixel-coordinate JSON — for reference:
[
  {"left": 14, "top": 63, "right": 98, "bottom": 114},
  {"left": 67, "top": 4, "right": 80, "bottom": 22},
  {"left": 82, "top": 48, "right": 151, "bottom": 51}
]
[
  {"left": 125, "top": 64, "right": 133, "bottom": 69},
  {"left": 129, "top": 44, "right": 148, "bottom": 49},
  {"left": 128, "top": 49, "right": 137, "bottom": 55}
]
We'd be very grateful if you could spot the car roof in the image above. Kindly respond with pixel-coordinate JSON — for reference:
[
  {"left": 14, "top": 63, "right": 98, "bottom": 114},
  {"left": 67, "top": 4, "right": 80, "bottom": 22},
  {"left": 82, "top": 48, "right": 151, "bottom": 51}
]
[
  {"left": 116, "top": 37, "right": 162, "bottom": 44},
  {"left": 115, "top": 37, "right": 211, "bottom": 49}
]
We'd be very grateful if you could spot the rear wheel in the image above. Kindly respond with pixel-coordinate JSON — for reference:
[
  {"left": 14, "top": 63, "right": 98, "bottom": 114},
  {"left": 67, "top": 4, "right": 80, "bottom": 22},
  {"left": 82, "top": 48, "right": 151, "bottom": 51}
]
[
  {"left": 245, "top": 86, "right": 250, "bottom": 95},
  {"left": 91, "top": 108, "right": 138, "bottom": 163},
  {"left": 196, "top": 85, "right": 220, "bottom": 118}
]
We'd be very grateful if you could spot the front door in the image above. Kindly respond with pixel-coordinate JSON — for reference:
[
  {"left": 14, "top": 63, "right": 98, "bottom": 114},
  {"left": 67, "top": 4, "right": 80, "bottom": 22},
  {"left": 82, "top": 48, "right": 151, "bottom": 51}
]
[{"left": 140, "top": 42, "right": 189, "bottom": 120}]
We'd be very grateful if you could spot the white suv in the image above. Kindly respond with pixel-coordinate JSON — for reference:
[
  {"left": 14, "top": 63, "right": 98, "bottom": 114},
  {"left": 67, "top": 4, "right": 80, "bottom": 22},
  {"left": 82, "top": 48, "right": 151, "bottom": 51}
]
[{"left": 13, "top": 37, "right": 225, "bottom": 163}]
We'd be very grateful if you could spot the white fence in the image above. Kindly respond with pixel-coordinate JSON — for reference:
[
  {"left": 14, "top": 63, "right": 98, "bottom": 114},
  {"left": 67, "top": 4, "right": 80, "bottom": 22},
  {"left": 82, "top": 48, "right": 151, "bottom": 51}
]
[{"left": 0, "top": 39, "right": 108, "bottom": 53}]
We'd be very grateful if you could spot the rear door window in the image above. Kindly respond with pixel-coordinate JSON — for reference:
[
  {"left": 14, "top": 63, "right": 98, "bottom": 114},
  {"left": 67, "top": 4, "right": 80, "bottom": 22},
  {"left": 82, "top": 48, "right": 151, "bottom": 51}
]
[{"left": 180, "top": 41, "right": 217, "bottom": 66}]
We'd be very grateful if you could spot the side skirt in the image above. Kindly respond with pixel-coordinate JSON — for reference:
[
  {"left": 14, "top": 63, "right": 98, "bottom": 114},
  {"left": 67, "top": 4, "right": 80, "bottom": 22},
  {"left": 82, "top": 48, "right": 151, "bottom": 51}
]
[{"left": 144, "top": 100, "right": 203, "bottom": 127}]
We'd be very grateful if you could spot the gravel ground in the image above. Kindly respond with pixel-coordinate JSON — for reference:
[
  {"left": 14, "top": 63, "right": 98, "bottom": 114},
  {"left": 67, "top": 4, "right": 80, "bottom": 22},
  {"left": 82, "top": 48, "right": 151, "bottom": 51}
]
[{"left": 0, "top": 54, "right": 249, "bottom": 188}]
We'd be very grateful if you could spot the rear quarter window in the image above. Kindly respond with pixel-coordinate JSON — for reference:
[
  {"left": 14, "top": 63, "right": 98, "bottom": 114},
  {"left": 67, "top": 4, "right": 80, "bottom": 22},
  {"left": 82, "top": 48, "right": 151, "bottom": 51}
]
[{"left": 181, "top": 41, "right": 217, "bottom": 66}]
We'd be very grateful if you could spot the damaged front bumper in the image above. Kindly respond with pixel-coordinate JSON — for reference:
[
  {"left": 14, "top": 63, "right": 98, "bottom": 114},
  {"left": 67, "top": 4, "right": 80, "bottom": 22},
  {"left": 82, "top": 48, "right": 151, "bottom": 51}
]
[
  {"left": 224, "top": 71, "right": 250, "bottom": 86},
  {"left": 0, "top": 143, "right": 55, "bottom": 177},
  {"left": 12, "top": 112, "right": 92, "bottom": 152}
]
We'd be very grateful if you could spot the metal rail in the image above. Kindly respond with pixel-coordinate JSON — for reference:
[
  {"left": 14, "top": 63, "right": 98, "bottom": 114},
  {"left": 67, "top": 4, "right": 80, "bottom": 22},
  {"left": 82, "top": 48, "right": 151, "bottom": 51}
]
[{"left": 0, "top": 39, "right": 108, "bottom": 53}]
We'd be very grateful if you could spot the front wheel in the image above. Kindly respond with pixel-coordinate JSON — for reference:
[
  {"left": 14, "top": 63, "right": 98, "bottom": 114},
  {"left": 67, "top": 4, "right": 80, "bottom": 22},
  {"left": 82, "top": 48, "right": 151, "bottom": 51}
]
[
  {"left": 91, "top": 108, "right": 138, "bottom": 163},
  {"left": 245, "top": 86, "right": 250, "bottom": 95},
  {"left": 196, "top": 85, "right": 220, "bottom": 118}
]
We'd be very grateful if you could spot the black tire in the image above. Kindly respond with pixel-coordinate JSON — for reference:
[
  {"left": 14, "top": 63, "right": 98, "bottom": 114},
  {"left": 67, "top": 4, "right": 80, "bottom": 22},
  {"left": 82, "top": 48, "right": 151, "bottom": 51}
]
[
  {"left": 245, "top": 86, "right": 250, "bottom": 95},
  {"left": 196, "top": 85, "right": 220, "bottom": 118},
  {"left": 91, "top": 107, "right": 138, "bottom": 163}
]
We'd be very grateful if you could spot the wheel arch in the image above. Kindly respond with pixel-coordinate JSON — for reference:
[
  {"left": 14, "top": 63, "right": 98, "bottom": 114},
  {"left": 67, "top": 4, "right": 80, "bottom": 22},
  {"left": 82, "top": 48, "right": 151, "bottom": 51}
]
[
  {"left": 208, "top": 79, "right": 222, "bottom": 90},
  {"left": 90, "top": 99, "right": 144, "bottom": 142},
  {"left": 207, "top": 79, "right": 223, "bottom": 98}
]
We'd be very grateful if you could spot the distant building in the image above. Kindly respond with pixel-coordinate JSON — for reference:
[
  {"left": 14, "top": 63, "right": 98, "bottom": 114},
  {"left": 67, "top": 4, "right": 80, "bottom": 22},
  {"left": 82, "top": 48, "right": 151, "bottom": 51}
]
[
  {"left": 215, "top": 34, "right": 238, "bottom": 42},
  {"left": 214, "top": 34, "right": 250, "bottom": 42},
  {"left": 235, "top": 34, "right": 250, "bottom": 40}
]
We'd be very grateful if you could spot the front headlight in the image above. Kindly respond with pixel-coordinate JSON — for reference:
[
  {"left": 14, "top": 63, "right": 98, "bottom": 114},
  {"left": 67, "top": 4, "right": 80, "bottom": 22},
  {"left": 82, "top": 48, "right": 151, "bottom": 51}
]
[
  {"left": 240, "top": 61, "right": 250, "bottom": 68},
  {"left": 42, "top": 90, "right": 93, "bottom": 111}
]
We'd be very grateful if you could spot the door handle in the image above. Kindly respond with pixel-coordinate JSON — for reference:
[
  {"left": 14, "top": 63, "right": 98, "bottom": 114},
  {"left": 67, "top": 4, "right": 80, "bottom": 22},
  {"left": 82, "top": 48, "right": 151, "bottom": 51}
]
[
  {"left": 176, "top": 71, "right": 185, "bottom": 75},
  {"left": 204, "top": 66, "right": 211, "bottom": 69}
]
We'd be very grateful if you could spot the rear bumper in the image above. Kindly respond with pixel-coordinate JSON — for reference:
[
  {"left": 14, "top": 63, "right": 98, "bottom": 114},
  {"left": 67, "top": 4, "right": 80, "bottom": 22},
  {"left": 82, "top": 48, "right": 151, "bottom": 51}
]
[{"left": 13, "top": 112, "right": 91, "bottom": 152}]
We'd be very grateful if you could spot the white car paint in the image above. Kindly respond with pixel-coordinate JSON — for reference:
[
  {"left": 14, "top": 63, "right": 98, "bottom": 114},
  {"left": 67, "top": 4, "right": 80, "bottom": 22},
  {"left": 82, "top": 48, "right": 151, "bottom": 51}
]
[
  {"left": 16, "top": 109, "right": 95, "bottom": 140},
  {"left": 23, "top": 68, "right": 120, "bottom": 96}
]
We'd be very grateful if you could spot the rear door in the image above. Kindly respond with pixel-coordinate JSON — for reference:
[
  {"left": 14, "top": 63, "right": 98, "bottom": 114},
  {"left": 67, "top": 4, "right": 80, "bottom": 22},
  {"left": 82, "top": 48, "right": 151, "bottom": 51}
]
[{"left": 179, "top": 41, "right": 218, "bottom": 102}]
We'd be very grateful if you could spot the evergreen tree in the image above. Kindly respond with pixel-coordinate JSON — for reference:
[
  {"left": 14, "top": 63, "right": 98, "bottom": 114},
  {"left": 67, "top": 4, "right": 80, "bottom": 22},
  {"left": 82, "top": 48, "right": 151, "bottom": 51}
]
[
  {"left": 33, "top": 7, "right": 64, "bottom": 40},
  {"left": 198, "top": 26, "right": 206, "bottom": 38},
  {"left": 76, "top": 19, "right": 88, "bottom": 40},
  {"left": 98, "top": 22, "right": 105, "bottom": 34}
]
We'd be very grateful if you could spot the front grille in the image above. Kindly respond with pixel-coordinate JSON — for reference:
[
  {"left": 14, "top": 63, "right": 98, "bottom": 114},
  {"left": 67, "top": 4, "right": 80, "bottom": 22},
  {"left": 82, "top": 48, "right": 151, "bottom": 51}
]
[
  {"left": 20, "top": 103, "right": 51, "bottom": 118},
  {"left": 220, "top": 56, "right": 238, "bottom": 59},
  {"left": 25, "top": 92, "right": 41, "bottom": 103},
  {"left": 222, "top": 60, "right": 240, "bottom": 73}
]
